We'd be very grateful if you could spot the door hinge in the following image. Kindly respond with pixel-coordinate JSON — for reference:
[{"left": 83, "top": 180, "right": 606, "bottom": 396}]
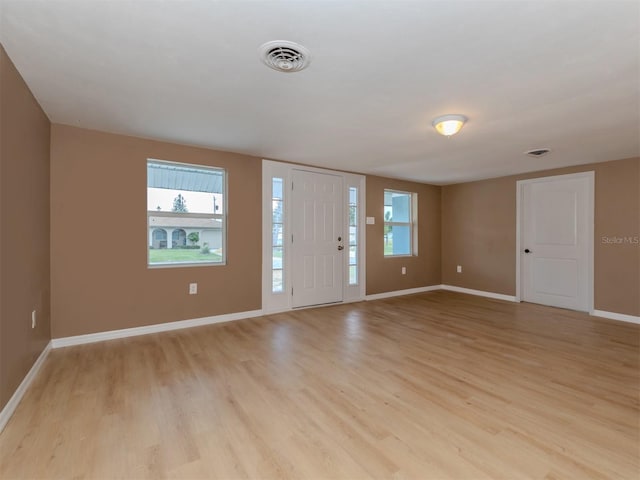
[
  {"left": 291, "top": 287, "right": 294, "bottom": 295},
  {"left": 291, "top": 234, "right": 294, "bottom": 243}
]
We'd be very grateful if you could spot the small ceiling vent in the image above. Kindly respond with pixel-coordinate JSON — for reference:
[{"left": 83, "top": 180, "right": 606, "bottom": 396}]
[
  {"left": 525, "top": 148, "right": 551, "bottom": 158},
  {"left": 259, "top": 40, "right": 311, "bottom": 73}
]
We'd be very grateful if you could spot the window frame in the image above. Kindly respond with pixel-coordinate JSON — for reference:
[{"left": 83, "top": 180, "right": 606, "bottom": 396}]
[
  {"left": 383, "top": 189, "right": 418, "bottom": 257},
  {"left": 147, "top": 159, "right": 227, "bottom": 268}
]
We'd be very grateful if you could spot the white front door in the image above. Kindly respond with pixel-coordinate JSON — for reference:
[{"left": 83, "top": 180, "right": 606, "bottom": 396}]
[
  {"left": 521, "top": 173, "right": 593, "bottom": 311},
  {"left": 291, "top": 169, "right": 344, "bottom": 308}
]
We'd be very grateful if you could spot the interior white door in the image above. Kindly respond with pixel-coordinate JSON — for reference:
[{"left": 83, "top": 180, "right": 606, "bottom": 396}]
[
  {"left": 291, "top": 170, "right": 344, "bottom": 308},
  {"left": 521, "top": 175, "right": 591, "bottom": 311}
]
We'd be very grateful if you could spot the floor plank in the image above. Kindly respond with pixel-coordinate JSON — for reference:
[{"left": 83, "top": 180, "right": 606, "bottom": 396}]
[{"left": 1, "top": 291, "right": 638, "bottom": 479}]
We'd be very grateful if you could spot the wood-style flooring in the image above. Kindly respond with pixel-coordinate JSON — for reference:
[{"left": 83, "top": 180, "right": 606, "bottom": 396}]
[{"left": 1, "top": 291, "right": 638, "bottom": 479}]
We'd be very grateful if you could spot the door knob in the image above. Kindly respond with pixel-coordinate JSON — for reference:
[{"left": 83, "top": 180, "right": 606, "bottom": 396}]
[
  {"left": 338, "top": 245, "right": 344, "bottom": 251},
  {"left": 524, "top": 248, "right": 532, "bottom": 253}
]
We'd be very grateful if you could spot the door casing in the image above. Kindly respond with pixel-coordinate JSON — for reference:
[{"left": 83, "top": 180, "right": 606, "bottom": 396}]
[{"left": 262, "top": 160, "right": 366, "bottom": 314}]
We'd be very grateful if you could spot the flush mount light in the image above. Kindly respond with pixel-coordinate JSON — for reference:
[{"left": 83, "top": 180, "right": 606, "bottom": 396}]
[{"left": 432, "top": 114, "right": 467, "bottom": 136}]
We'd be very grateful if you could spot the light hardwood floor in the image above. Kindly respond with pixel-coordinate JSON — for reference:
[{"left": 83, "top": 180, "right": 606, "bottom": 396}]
[{"left": 1, "top": 291, "right": 638, "bottom": 479}]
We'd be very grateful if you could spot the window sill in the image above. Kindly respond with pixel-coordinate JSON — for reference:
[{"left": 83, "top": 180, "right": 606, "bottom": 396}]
[{"left": 148, "top": 261, "right": 226, "bottom": 269}]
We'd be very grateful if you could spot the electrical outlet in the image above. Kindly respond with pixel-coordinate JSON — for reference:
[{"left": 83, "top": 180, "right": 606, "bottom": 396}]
[
  {"left": 401, "top": 266, "right": 407, "bottom": 275},
  {"left": 31, "top": 310, "right": 36, "bottom": 329},
  {"left": 189, "top": 283, "right": 198, "bottom": 295},
  {"left": 457, "top": 265, "right": 462, "bottom": 273}
]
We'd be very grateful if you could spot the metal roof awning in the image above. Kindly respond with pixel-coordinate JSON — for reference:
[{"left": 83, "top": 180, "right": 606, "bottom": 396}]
[{"left": 147, "top": 160, "right": 224, "bottom": 193}]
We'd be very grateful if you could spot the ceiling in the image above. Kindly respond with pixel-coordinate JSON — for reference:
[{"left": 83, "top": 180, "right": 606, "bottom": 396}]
[{"left": 1, "top": 0, "right": 638, "bottom": 185}]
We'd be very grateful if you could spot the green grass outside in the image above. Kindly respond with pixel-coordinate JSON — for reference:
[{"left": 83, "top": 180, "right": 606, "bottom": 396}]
[{"left": 149, "top": 248, "right": 222, "bottom": 264}]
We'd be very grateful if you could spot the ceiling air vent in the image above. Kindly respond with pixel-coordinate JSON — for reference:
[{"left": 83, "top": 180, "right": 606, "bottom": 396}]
[
  {"left": 259, "top": 40, "right": 311, "bottom": 73},
  {"left": 525, "top": 148, "right": 551, "bottom": 158}
]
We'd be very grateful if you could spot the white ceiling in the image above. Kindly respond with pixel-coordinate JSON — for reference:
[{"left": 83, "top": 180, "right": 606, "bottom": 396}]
[{"left": 1, "top": 0, "right": 638, "bottom": 184}]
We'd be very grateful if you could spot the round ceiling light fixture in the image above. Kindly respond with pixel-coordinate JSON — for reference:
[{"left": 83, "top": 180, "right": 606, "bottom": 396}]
[
  {"left": 432, "top": 114, "right": 468, "bottom": 136},
  {"left": 259, "top": 40, "right": 311, "bottom": 73}
]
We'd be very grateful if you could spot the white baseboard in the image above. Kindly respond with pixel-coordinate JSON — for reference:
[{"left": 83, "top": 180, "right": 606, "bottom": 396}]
[
  {"left": 364, "top": 285, "right": 517, "bottom": 302},
  {"left": 0, "top": 341, "right": 52, "bottom": 434},
  {"left": 591, "top": 310, "right": 640, "bottom": 325},
  {"left": 51, "top": 309, "right": 264, "bottom": 348},
  {"left": 365, "top": 285, "right": 442, "bottom": 301},
  {"left": 262, "top": 307, "right": 292, "bottom": 316},
  {"left": 440, "top": 284, "right": 518, "bottom": 302}
]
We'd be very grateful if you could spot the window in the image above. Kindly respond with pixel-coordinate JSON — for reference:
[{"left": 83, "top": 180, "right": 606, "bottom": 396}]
[
  {"left": 383, "top": 189, "right": 417, "bottom": 256},
  {"left": 147, "top": 160, "right": 225, "bottom": 266},
  {"left": 172, "top": 229, "right": 187, "bottom": 248},
  {"left": 348, "top": 187, "right": 359, "bottom": 285},
  {"left": 151, "top": 228, "right": 167, "bottom": 249},
  {"left": 272, "top": 177, "right": 284, "bottom": 292}
]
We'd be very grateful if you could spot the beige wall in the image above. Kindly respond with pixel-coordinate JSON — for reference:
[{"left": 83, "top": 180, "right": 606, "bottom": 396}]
[
  {"left": 50, "top": 127, "right": 446, "bottom": 336},
  {"left": 0, "top": 45, "right": 51, "bottom": 410},
  {"left": 442, "top": 157, "right": 640, "bottom": 316},
  {"left": 50, "top": 125, "right": 263, "bottom": 338},
  {"left": 366, "top": 175, "right": 441, "bottom": 294}
]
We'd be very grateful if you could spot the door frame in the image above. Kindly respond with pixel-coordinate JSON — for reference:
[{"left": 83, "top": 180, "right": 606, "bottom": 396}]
[
  {"left": 261, "top": 160, "right": 366, "bottom": 313},
  {"left": 515, "top": 171, "right": 595, "bottom": 312}
]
